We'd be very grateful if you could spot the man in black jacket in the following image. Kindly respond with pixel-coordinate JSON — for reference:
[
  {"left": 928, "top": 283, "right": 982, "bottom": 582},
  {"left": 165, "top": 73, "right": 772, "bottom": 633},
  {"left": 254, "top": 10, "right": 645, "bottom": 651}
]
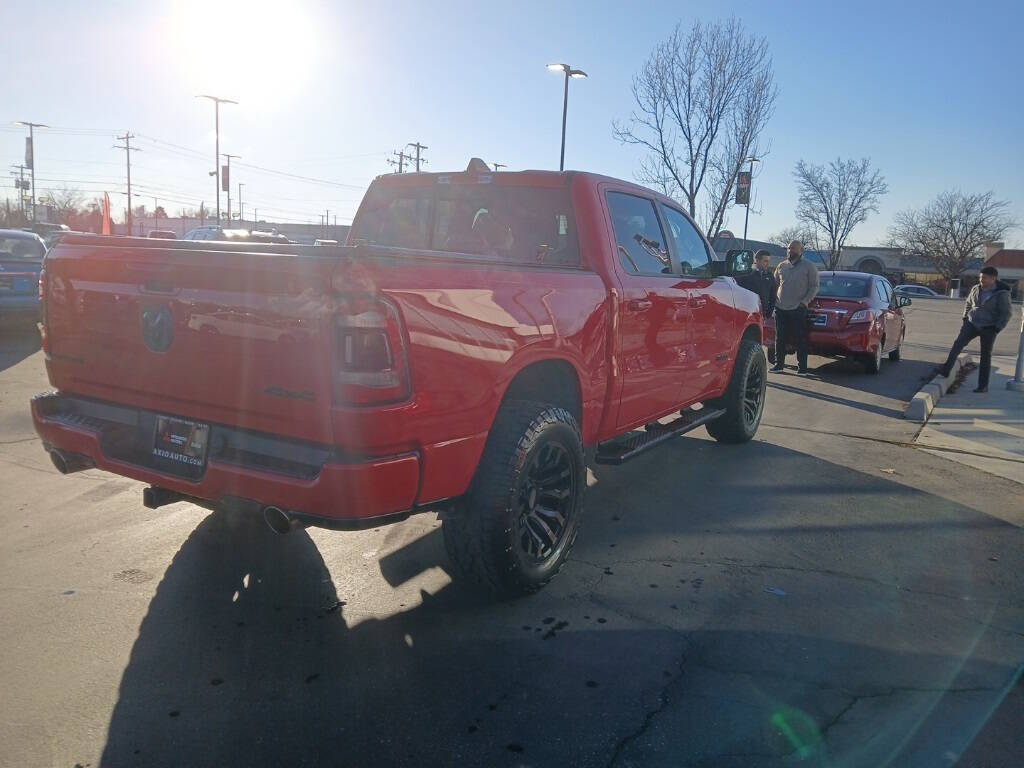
[
  {"left": 737, "top": 249, "right": 777, "bottom": 318},
  {"left": 938, "top": 266, "right": 1013, "bottom": 393}
]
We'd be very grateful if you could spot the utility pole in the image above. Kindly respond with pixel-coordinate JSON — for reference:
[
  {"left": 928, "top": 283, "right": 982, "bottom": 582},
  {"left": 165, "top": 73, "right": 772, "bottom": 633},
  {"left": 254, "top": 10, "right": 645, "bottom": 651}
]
[
  {"left": 740, "top": 156, "right": 760, "bottom": 253},
  {"left": 325, "top": 209, "right": 329, "bottom": 240},
  {"left": 114, "top": 133, "right": 138, "bottom": 234},
  {"left": 196, "top": 95, "right": 237, "bottom": 226},
  {"left": 238, "top": 183, "right": 245, "bottom": 226},
  {"left": 9, "top": 165, "right": 28, "bottom": 221},
  {"left": 492, "top": 162, "right": 507, "bottom": 171},
  {"left": 387, "top": 149, "right": 412, "bottom": 174},
  {"left": 407, "top": 142, "right": 428, "bottom": 172},
  {"left": 154, "top": 197, "right": 159, "bottom": 232},
  {"left": 17, "top": 121, "right": 48, "bottom": 222},
  {"left": 222, "top": 153, "right": 240, "bottom": 225}
]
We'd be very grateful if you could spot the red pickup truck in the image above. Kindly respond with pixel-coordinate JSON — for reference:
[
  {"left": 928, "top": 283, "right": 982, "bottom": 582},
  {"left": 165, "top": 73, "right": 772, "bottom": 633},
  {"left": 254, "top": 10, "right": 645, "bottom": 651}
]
[{"left": 31, "top": 164, "right": 765, "bottom": 595}]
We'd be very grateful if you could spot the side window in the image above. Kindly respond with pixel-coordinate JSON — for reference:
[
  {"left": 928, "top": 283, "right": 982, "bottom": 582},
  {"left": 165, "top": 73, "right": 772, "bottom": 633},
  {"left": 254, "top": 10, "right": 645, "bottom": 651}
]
[
  {"left": 882, "top": 281, "right": 894, "bottom": 304},
  {"left": 606, "top": 192, "right": 671, "bottom": 275},
  {"left": 659, "top": 206, "right": 712, "bottom": 277},
  {"left": 874, "top": 281, "right": 888, "bottom": 303}
]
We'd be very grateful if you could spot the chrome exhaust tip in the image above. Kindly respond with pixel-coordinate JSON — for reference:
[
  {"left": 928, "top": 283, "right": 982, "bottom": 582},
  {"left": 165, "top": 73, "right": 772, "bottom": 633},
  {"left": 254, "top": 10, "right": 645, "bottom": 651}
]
[
  {"left": 50, "top": 449, "right": 92, "bottom": 475},
  {"left": 263, "top": 506, "right": 296, "bottom": 535}
]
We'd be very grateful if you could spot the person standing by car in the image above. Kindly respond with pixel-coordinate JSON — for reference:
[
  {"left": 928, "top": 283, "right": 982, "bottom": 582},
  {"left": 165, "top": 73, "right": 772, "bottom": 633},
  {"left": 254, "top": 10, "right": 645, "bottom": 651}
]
[
  {"left": 771, "top": 240, "right": 819, "bottom": 375},
  {"left": 737, "top": 249, "right": 777, "bottom": 319},
  {"left": 937, "top": 266, "right": 1012, "bottom": 393}
]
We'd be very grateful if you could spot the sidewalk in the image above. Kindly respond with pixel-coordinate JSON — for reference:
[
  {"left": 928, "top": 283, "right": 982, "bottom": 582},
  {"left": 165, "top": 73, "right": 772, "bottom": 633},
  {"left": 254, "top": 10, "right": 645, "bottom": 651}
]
[{"left": 914, "top": 355, "right": 1024, "bottom": 484}]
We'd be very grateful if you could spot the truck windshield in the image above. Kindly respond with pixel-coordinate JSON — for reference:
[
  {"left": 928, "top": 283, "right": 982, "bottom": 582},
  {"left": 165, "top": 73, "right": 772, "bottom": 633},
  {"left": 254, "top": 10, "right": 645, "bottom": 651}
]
[{"left": 351, "top": 181, "right": 580, "bottom": 266}]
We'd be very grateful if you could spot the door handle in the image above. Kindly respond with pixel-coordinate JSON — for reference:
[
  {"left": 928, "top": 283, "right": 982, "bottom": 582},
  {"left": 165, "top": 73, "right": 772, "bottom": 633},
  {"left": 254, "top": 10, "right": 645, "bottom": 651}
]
[{"left": 628, "top": 298, "right": 653, "bottom": 312}]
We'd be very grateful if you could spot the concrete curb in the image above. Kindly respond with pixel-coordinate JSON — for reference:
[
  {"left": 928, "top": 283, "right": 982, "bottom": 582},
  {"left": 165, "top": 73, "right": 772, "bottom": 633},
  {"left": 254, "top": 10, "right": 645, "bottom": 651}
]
[{"left": 905, "top": 353, "right": 973, "bottom": 422}]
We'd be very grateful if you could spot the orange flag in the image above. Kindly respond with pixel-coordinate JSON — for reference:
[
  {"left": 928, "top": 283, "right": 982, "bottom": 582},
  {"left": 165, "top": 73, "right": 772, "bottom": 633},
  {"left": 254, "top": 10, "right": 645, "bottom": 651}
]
[{"left": 102, "top": 193, "right": 111, "bottom": 235}]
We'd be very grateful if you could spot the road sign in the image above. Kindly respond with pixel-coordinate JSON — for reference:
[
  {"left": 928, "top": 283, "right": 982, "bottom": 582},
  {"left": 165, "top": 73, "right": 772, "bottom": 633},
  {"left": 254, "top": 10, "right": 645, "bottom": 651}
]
[{"left": 221, "top": 165, "right": 229, "bottom": 192}]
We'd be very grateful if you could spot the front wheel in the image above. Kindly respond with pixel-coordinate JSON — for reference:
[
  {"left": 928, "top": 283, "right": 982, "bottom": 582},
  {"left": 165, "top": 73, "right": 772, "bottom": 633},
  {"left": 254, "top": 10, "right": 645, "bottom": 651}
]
[
  {"left": 888, "top": 333, "right": 903, "bottom": 362},
  {"left": 443, "top": 400, "right": 585, "bottom": 597},
  {"left": 706, "top": 339, "right": 767, "bottom": 444}
]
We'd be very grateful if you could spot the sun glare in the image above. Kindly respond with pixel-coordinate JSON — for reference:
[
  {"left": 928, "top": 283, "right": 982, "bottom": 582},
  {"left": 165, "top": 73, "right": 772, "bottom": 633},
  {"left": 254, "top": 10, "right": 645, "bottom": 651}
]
[{"left": 168, "top": 0, "right": 319, "bottom": 106}]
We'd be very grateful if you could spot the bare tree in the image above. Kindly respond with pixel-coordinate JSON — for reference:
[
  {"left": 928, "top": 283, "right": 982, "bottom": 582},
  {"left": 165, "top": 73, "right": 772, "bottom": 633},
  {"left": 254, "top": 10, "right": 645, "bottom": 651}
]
[
  {"left": 769, "top": 224, "right": 822, "bottom": 251},
  {"left": 793, "top": 158, "right": 888, "bottom": 270},
  {"left": 45, "top": 186, "right": 85, "bottom": 225},
  {"left": 614, "top": 18, "right": 777, "bottom": 239},
  {"left": 889, "top": 190, "right": 1015, "bottom": 281}
]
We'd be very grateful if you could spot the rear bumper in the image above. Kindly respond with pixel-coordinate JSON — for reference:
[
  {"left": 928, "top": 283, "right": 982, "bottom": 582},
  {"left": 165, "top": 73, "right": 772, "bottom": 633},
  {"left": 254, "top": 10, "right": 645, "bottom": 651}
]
[
  {"left": 763, "top": 321, "right": 873, "bottom": 356},
  {"left": 31, "top": 392, "right": 422, "bottom": 526}
]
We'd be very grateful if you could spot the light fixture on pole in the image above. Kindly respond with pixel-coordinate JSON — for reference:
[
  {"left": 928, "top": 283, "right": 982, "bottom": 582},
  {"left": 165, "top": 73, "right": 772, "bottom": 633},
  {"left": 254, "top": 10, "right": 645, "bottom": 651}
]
[
  {"left": 195, "top": 95, "right": 237, "bottom": 226},
  {"left": 546, "top": 64, "right": 587, "bottom": 171}
]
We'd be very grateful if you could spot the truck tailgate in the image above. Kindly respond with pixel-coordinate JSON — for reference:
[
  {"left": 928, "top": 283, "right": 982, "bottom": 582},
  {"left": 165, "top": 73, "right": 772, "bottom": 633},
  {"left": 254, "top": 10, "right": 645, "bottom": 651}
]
[{"left": 43, "top": 239, "right": 337, "bottom": 443}]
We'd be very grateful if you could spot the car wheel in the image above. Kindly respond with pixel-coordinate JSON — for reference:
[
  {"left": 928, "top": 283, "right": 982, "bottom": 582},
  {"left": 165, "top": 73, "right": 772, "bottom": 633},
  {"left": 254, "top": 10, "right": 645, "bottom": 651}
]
[
  {"left": 706, "top": 339, "right": 767, "bottom": 444},
  {"left": 888, "top": 333, "right": 903, "bottom": 362},
  {"left": 864, "top": 338, "right": 883, "bottom": 374},
  {"left": 443, "top": 400, "right": 584, "bottom": 597}
]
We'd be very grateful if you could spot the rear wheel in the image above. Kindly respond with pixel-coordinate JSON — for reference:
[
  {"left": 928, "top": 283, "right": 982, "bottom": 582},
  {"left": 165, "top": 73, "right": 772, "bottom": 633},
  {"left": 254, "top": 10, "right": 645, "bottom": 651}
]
[
  {"left": 888, "top": 332, "right": 903, "bottom": 361},
  {"left": 706, "top": 340, "right": 767, "bottom": 444},
  {"left": 443, "top": 400, "right": 584, "bottom": 597},
  {"left": 864, "top": 338, "right": 884, "bottom": 374}
]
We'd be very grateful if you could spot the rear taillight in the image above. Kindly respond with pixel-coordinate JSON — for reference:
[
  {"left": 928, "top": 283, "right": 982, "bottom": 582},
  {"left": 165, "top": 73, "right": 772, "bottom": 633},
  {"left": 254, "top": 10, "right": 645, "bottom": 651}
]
[
  {"left": 848, "top": 309, "right": 872, "bottom": 323},
  {"left": 332, "top": 294, "right": 410, "bottom": 406}
]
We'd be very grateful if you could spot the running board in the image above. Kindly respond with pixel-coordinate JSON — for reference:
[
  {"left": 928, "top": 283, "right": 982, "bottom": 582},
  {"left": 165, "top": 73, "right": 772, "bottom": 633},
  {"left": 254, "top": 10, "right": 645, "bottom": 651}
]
[{"left": 594, "top": 408, "right": 726, "bottom": 465}]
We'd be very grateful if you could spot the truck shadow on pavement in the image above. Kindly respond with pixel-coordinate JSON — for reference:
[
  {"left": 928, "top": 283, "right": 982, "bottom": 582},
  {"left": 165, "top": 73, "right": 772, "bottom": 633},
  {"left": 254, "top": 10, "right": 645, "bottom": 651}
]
[
  {"left": 100, "top": 440, "right": 1023, "bottom": 768},
  {"left": 0, "top": 321, "right": 41, "bottom": 374}
]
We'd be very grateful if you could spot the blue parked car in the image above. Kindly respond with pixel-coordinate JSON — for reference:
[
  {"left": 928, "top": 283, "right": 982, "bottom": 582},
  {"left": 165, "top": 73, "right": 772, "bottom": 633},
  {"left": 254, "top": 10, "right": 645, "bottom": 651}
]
[{"left": 0, "top": 229, "right": 47, "bottom": 321}]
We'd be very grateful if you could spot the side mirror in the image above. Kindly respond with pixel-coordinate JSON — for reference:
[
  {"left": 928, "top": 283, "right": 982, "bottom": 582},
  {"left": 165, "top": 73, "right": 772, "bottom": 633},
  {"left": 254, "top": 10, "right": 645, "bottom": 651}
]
[
  {"left": 727, "top": 248, "right": 754, "bottom": 276},
  {"left": 897, "top": 295, "right": 912, "bottom": 308}
]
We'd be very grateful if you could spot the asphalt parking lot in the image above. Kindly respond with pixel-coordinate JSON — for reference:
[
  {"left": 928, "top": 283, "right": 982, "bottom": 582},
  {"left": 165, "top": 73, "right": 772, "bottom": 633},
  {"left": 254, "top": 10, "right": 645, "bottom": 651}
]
[{"left": 1, "top": 299, "right": 1021, "bottom": 768}]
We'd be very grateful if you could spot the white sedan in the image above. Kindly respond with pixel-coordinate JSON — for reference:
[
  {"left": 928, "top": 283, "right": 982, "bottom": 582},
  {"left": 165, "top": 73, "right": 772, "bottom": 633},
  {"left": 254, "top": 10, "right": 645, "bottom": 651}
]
[{"left": 894, "top": 284, "right": 941, "bottom": 298}]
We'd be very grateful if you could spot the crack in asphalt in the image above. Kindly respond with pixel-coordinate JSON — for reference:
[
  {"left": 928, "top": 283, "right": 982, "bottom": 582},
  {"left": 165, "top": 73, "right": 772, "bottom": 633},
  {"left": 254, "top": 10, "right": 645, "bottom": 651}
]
[
  {"left": 762, "top": 422, "right": 1024, "bottom": 465},
  {"left": 606, "top": 651, "right": 688, "bottom": 768}
]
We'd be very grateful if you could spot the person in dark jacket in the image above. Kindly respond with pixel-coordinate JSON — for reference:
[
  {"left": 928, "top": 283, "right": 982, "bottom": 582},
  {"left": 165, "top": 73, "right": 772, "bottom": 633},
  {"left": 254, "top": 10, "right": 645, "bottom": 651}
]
[
  {"left": 938, "top": 266, "right": 1013, "bottom": 392},
  {"left": 737, "top": 249, "right": 777, "bottom": 318}
]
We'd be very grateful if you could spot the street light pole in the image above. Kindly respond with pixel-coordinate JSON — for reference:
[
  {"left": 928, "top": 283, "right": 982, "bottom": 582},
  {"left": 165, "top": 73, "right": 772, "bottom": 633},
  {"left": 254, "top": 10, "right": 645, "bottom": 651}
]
[
  {"left": 196, "top": 95, "right": 237, "bottom": 226},
  {"left": 547, "top": 64, "right": 587, "bottom": 171},
  {"left": 741, "top": 156, "right": 760, "bottom": 253},
  {"left": 238, "top": 183, "right": 245, "bottom": 225},
  {"left": 222, "top": 153, "right": 240, "bottom": 225},
  {"left": 17, "top": 121, "right": 48, "bottom": 222}
]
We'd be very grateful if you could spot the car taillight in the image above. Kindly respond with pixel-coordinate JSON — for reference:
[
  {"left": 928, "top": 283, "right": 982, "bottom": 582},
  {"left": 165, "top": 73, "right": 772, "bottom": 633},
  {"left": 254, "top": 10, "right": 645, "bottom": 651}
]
[
  {"left": 332, "top": 294, "right": 410, "bottom": 406},
  {"left": 848, "top": 309, "right": 872, "bottom": 323}
]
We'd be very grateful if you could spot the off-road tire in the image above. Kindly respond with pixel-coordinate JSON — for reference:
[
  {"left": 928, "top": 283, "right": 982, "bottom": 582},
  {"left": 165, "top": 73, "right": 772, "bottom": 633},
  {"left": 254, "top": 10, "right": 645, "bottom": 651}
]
[
  {"left": 705, "top": 340, "right": 767, "bottom": 444},
  {"left": 443, "top": 400, "right": 585, "bottom": 597}
]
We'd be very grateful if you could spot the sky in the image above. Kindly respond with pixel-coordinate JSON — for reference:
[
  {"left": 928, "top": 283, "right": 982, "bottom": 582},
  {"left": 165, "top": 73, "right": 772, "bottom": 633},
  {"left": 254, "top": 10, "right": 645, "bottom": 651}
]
[{"left": 1, "top": 0, "right": 1021, "bottom": 245}]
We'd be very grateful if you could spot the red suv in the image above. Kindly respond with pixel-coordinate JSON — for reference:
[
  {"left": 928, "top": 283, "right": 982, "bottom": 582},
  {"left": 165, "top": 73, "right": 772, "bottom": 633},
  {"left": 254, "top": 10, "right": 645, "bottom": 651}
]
[{"left": 765, "top": 271, "right": 910, "bottom": 373}]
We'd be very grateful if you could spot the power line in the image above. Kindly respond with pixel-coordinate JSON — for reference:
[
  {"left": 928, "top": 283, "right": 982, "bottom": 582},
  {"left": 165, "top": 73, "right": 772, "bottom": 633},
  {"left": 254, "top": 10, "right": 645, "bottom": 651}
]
[
  {"left": 407, "top": 142, "right": 428, "bottom": 172},
  {"left": 387, "top": 149, "right": 413, "bottom": 174},
  {"left": 113, "top": 133, "right": 138, "bottom": 231}
]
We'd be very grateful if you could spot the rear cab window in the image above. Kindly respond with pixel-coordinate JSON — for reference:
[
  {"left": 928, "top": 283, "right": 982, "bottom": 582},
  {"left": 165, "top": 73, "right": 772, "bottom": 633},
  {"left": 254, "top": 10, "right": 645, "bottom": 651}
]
[
  {"left": 351, "top": 178, "right": 579, "bottom": 266},
  {"left": 0, "top": 237, "right": 45, "bottom": 259}
]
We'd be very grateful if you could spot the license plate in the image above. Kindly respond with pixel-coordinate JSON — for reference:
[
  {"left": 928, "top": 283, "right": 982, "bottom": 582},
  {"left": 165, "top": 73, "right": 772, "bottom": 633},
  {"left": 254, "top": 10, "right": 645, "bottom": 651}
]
[
  {"left": 809, "top": 314, "right": 827, "bottom": 328},
  {"left": 152, "top": 415, "right": 210, "bottom": 467}
]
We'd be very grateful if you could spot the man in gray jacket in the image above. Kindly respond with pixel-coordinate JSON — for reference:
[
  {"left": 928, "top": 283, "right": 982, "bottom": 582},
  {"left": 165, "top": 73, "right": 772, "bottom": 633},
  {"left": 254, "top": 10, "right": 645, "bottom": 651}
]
[
  {"left": 770, "top": 240, "right": 819, "bottom": 375},
  {"left": 938, "top": 266, "right": 1013, "bottom": 392}
]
